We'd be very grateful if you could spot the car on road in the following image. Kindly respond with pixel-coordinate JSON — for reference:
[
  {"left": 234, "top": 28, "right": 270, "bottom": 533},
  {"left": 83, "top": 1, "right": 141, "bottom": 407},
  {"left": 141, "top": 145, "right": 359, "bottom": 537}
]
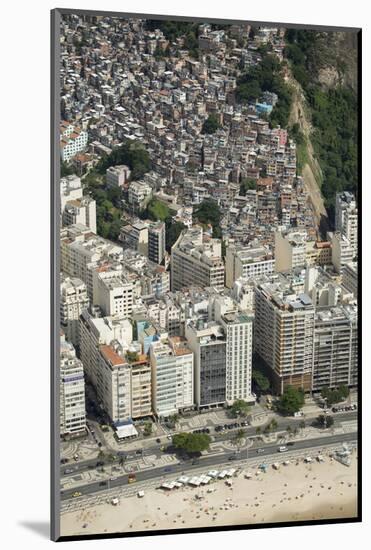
[
  {"left": 72, "top": 492, "right": 82, "bottom": 498},
  {"left": 135, "top": 450, "right": 142, "bottom": 455},
  {"left": 257, "top": 449, "right": 265, "bottom": 454},
  {"left": 60, "top": 458, "right": 69, "bottom": 464},
  {"left": 163, "top": 467, "right": 172, "bottom": 472},
  {"left": 73, "top": 454, "right": 79, "bottom": 461},
  {"left": 228, "top": 455, "right": 238, "bottom": 461},
  {"left": 156, "top": 438, "right": 161, "bottom": 443},
  {"left": 278, "top": 446, "right": 288, "bottom": 452},
  {"left": 96, "top": 461, "right": 104, "bottom": 467},
  {"left": 99, "top": 481, "right": 107, "bottom": 486},
  {"left": 110, "top": 477, "right": 117, "bottom": 481},
  {"left": 64, "top": 468, "right": 74, "bottom": 474}
]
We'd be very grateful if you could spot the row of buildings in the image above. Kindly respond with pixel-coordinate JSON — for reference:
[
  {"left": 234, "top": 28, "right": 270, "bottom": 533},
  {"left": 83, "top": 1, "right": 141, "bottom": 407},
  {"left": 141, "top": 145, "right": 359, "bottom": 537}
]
[{"left": 58, "top": 16, "right": 358, "bottom": 439}]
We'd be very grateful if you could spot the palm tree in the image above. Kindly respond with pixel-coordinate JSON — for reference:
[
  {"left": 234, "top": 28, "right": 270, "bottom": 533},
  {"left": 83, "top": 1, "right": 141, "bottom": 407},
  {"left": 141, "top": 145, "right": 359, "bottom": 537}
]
[
  {"left": 234, "top": 429, "right": 245, "bottom": 452},
  {"left": 299, "top": 420, "right": 306, "bottom": 432},
  {"left": 286, "top": 425, "right": 292, "bottom": 437},
  {"left": 270, "top": 419, "right": 278, "bottom": 430},
  {"left": 256, "top": 426, "right": 262, "bottom": 435}
]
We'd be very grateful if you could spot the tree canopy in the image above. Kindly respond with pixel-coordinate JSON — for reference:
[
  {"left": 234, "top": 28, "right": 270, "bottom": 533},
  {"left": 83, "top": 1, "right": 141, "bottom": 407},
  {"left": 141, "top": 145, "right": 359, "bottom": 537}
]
[
  {"left": 285, "top": 30, "right": 358, "bottom": 218},
  {"left": 321, "top": 385, "right": 349, "bottom": 406},
  {"left": 193, "top": 198, "right": 222, "bottom": 238},
  {"left": 172, "top": 432, "right": 211, "bottom": 454},
  {"left": 229, "top": 399, "right": 251, "bottom": 418},
  {"left": 316, "top": 414, "right": 334, "bottom": 429},
  {"left": 201, "top": 114, "right": 220, "bottom": 135},
  {"left": 252, "top": 369, "right": 271, "bottom": 392},
  {"left": 276, "top": 386, "right": 305, "bottom": 415},
  {"left": 239, "top": 178, "right": 257, "bottom": 195},
  {"left": 236, "top": 52, "right": 293, "bottom": 128},
  {"left": 96, "top": 140, "right": 151, "bottom": 181}
]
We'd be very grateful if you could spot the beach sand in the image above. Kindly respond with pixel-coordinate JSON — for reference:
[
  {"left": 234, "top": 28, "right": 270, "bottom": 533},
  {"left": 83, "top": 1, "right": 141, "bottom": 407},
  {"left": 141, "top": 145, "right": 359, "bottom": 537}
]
[{"left": 61, "top": 455, "right": 358, "bottom": 536}]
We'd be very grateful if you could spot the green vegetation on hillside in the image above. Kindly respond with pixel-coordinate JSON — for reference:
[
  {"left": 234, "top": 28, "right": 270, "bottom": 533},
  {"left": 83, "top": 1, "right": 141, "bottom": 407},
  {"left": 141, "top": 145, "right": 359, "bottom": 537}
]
[
  {"left": 145, "top": 20, "right": 199, "bottom": 58},
  {"left": 236, "top": 53, "right": 293, "bottom": 128},
  {"left": 285, "top": 30, "right": 358, "bottom": 217},
  {"left": 83, "top": 170, "right": 122, "bottom": 241},
  {"left": 96, "top": 140, "right": 151, "bottom": 181},
  {"left": 239, "top": 178, "right": 257, "bottom": 195},
  {"left": 146, "top": 198, "right": 171, "bottom": 222},
  {"left": 61, "top": 161, "right": 75, "bottom": 178},
  {"left": 193, "top": 198, "right": 222, "bottom": 239},
  {"left": 201, "top": 114, "right": 220, "bottom": 134},
  {"left": 165, "top": 218, "right": 185, "bottom": 252}
]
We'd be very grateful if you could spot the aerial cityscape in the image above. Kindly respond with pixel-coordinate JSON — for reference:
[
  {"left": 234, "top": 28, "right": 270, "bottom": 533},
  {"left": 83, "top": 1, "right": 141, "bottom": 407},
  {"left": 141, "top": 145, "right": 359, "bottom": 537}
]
[{"left": 57, "top": 13, "right": 359, "bottom": 537}]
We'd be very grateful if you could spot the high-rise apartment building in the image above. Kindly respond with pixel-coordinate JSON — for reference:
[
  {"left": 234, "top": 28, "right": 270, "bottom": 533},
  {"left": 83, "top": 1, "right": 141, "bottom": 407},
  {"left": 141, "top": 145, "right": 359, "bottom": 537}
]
[
  {"left": 150, "top": 337, "right": 194, "bottom": 416},
  {"left": 185, "top": 320, "right": 226, "bottom": 408},
  {"left": 79, "top": 309, "right": 133, "bottom": 387},
  {"left": 62, "top": 196, "right": 97, "bottom": 234},
  {"left": 61, "top": 224, "right": 123, "bottom": 299},
  {"left": 275, "top": 229, "right": 307, "bottom": 272},
  {"left": 312, "top": 305, "right": 358, "bottom": 391},
  {"left": 130, "top": 355, "right": 152, "bottom": 418},
  {"left": 119, "top": 222, "right": 149, "bottom": 256},
  {"left": 254, "top": 282, "right": 315, "bottom": 394},
  {"left": 93, "top": 270, "right": 133, "bottom": 317},
  {"left": 60, "top": 334, "right": 86, "bottom": 436},
  {"left": 331, "top": 232, "right": 355, "bottom": 273},
  {"left": 335, "top": 191, "right": 358, "bottom": 259},
  {"left": 218, "top": 311, "right": 254, "bottom": 404},
  {"left": 171, "top": 227, "right": 225, "bottom": 291},
  {"left": 97, "top": 345, "right": 131, "bottom": 423},
  {"left": 60, "top": 121, "right": 88, "bottom": 162},
  {"left": 148, "top": 222, "right": 166, "bottom": 265},
  {"left": 60, "top": 276, "right": 89, "bottom": 350},
  {"left": 225, "top": 243, "right": 275, "bottom": 288}
]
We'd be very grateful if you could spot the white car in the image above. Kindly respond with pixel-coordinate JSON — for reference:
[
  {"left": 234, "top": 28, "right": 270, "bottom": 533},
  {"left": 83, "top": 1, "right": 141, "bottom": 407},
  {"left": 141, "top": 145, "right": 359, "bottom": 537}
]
[{"left": 278, "top": 446, "right": 288, "bottom": 452}]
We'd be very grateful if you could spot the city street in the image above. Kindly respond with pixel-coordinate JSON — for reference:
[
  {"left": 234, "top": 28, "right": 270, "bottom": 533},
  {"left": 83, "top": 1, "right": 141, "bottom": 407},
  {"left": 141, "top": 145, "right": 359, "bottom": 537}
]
[{"left": 61, "top": 430, "right": 357, "bottom": 501}]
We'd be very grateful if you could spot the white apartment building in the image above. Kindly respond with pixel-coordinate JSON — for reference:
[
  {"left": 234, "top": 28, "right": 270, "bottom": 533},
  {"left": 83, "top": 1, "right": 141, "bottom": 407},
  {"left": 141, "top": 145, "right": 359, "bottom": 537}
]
[
  {"left": 60, "top": 121, "right": 88, "bottom": 162},
  {"left": 60, "top": 175, "right": 83, "bottom": 210},
  {"left": 254, "top": 283, "right": 315, "bottom": 394},
  {"left": 62, "top": 196, "right": 97, "bottom": 234},
  {"left": 93, "top": 270, "right": 133, "bottom": 317},
  {"left": 335, "top": 191, "right": 358, "bottom": 258},
  {"left": 218, "top": 310, "right": 255, "bottom": 405},
  {"left": 60, "top": 334, "right": 86, "bottom": 436},
  {"left": 61, "top": 224, "right": 123, "bottom": 299},
  {"left": 331, "top": 232, "right": 355, "bottom": 273},
  {"left": 171, "top": 227, "right": 225, "bottom": 291},
  {"left": 275, "top": 229, "right": 307, "bottom": 272},
  {"left": 97, "top": 345, "right": 131, "bottom": 423},
  {"left": 150, "top": 337, "right": 194, "bottom": 416},
  {"left": 106, "top": 164, "right": 131, "bottom": 188},
  {"left": 60, "top": 276, "right": 89, "bottom": 349},
  {"left": 225, "top": 243, "right": 275, "bottom": 288},
  {"left": 128, "top": 181, "right": 152, "bottom": 212},
  {"left": 79, "top": 309, "right": 133, "bottom": 387}
]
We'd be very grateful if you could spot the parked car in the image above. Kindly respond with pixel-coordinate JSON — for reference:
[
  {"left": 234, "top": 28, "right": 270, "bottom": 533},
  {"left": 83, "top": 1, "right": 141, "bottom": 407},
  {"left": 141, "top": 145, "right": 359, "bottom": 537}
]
[{"left": 72, "top": 492, "right": 82, "bottom": 498}]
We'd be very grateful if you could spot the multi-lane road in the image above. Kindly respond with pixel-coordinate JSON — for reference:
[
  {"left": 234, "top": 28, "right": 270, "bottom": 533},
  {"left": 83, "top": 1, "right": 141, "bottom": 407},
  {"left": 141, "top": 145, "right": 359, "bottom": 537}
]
[
  {"left": 61, "top": 410, "right": 357, "bottom": 478},
  {"left": 61, "top": 430, "right": 357, "bottom": 501}
]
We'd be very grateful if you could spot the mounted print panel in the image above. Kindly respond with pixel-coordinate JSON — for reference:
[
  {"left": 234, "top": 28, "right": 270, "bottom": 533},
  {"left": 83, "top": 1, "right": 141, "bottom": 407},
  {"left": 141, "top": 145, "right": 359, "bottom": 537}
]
[{"left": 51, "top": 9, "right": 361, "bottom": 542}]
